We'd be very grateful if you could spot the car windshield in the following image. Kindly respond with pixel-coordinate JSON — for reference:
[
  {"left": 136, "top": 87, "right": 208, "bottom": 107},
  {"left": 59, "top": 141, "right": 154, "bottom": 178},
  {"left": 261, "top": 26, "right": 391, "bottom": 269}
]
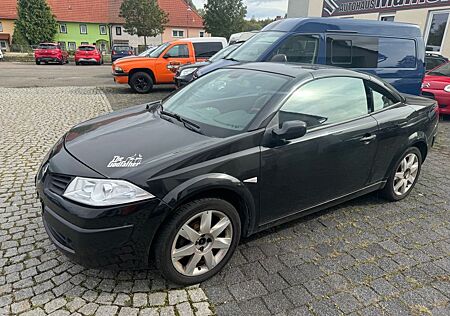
[
  {"left": 139, "top": 47, "right": 157, "bottom": 56},
  {"left": 209, "top": 44, "right": 241, "bottom": 62},
  {"left": 226, "top": 31, "right": 286, "bottom": 62},
  {"left": 428, "top": 62, "right": 450, "bottom": 76},
  {"left": 78, "top": 46, "right": 95, "bottom": 51},
  {"left": 113, "top": 46, "right": 130, "bottom": 53},
  {"left": 149, "top": 42, "right": 170, "bottom": 58},
  {"left": 38, "top": 44, "right": 57, "bottom": 49},
  {"left": 162, "top": 68, "right": 289, "bottom": 137}
]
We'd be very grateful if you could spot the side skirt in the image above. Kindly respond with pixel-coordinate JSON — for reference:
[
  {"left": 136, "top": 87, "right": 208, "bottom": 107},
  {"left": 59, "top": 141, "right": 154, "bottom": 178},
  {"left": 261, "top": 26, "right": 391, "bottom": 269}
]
[{"left": 254, "top": 181, "right": 386, "bottom": 233}]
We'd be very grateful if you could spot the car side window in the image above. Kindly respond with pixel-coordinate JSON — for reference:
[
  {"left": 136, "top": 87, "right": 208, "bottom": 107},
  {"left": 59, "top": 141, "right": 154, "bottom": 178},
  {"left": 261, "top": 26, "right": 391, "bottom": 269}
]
[
  {"left": 269, "top": 35, "right": 319, "bottom": 63},
  {"left": 279, "top": 77, "right": 369, "bottom": 129},
  {"left": 366, "top": 81, "right": 397, "bottom": 111},
  {"left": 165, "top": 45, "right": 189, "bottom": 58}
]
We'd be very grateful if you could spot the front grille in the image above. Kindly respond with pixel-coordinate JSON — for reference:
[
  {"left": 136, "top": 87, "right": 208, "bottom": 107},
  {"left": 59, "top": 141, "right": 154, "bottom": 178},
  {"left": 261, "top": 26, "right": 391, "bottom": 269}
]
[
  {"left": 48, "top": 174, "right": 73, "bottom": 195},
  {"left": 421, "top": 91, "right": 435, "bottom": 99}
]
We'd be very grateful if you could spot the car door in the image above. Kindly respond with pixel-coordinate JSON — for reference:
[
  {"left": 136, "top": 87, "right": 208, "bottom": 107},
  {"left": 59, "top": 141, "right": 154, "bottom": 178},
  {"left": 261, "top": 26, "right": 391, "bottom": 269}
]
[
  {"left": 259, "top": 76, "right": 379, "bottom": 225},
  {"left": 156, "top": 43, "right": 193, "bottom": 83}
]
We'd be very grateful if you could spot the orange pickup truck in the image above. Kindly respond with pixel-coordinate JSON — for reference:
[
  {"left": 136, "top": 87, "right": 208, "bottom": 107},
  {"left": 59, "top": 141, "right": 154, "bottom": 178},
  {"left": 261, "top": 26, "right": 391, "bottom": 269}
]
[{"left": 112, "top": 37, "right": 227, "bottom": 93}]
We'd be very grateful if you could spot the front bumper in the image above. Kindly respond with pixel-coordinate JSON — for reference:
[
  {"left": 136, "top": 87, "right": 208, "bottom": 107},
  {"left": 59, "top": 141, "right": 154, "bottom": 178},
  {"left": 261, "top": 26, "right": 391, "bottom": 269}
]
[
  {"left": 421, "top": 89, "right": 450, "bottom": 115},
  {"left": 36, "top": 145, "right": 166, "bottom": 269}
]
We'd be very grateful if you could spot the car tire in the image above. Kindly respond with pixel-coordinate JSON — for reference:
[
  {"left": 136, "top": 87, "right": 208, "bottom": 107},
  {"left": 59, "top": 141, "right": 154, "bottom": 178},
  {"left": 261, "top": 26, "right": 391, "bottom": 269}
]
[
  {"left": 59, "top": 59, "right": 64, "bottom": 65},
  {"left": 129, "top": 72, "right": 153, "bottom": 94},
  {"left": 380, "top": 147, "right": 422, "bottom": 201},
  {"left": 75, "top": 61, "right": 79, "bottom": 65},
  {"left": 35, "top": 60, "right": 40, "bottom": 65},
  {"left": 154, "top": 198, "right": 241, "bottom": 285}
]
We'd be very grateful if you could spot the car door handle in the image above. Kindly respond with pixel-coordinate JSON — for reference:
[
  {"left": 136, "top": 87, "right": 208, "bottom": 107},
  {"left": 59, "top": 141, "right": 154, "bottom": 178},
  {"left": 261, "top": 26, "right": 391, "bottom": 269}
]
[{"left": 360, "top": 134, "right": 376, "bottom": 143}]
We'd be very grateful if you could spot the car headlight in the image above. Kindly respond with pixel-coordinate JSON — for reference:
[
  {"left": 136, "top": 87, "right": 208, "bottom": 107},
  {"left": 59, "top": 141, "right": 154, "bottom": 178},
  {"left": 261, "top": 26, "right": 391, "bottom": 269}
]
[
  {"left": 63, "top": 177, "right": 155, "bottom": 206},
  {"left": 179, "top": 67, "right": 198, "bottom": 77},
  {"left": 114, "top": 66, "right": 124, "bottom": 73},
  {"left": 444, "top": 85, "right": 450, "bottom": 93}
]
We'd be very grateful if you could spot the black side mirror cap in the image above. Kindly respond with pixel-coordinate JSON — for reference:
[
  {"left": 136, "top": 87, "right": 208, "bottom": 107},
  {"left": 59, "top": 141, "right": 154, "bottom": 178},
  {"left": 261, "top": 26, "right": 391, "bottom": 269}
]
[{"left": 272, "top": 120, "right": 307, "bottom": 140}]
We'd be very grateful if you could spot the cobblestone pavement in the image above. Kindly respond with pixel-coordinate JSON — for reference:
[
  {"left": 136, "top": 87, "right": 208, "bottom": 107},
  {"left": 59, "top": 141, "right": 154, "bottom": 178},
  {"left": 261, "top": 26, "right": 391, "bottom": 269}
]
[
  {"left": 1, "top": 86, "right": 449, "bottom": 316},
  {"left": 0, "top": 87, "right": 212, "bottom": 316}
]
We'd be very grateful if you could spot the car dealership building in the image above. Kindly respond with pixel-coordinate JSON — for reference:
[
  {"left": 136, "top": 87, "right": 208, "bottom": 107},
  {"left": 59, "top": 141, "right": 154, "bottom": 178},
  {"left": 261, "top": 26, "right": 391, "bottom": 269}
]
[{"left": 288, "top": 0, "right": 450, "bottom": 57}]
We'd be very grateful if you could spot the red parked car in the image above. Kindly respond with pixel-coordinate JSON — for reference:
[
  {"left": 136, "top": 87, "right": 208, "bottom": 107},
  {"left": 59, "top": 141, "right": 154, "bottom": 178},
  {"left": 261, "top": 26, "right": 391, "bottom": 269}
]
[
  {"left": 75, "top": 45, "right": 103, "bottom": 65},
  {"left": 422, "top": 61, "right": 450, "bottom": 116},
  {"left": 34, "top": 43, "right": 69, "bottom": 65}
]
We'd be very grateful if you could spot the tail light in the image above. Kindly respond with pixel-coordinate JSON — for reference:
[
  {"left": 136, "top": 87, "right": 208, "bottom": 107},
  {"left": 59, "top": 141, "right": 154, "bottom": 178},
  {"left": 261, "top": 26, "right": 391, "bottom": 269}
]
[
  {"left": 128, "top": 51, "right": 132, "bottom": 55},
  {"left": 112, "top": 50, "right": 116, "bottom": 55}
]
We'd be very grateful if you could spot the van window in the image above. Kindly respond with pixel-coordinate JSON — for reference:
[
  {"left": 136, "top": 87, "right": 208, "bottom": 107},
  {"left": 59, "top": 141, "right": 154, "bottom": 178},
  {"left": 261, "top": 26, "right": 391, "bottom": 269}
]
[
  {"left": 327, "top": 36, "right": 378, "bottom": 68},
  {"left": 326, "top": 35, "right": 416, "bottom": 69},
  {"left": 227, "top": 31, "right": 285, "bottom": 62},
  {"left": 268, "top": 35, "right": 319, "bottom": 63},
  {"left": 193, "top": 42, "right": 223, "bottom": 58},
  {"left": 378, "top": 38, "right": 416, "bottom": 68}
]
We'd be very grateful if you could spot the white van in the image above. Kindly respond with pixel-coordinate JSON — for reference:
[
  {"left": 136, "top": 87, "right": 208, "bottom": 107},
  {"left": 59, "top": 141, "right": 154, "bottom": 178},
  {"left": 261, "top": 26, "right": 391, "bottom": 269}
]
[{"left": 179, "top": 37, "right": 228, "bottom": 59}]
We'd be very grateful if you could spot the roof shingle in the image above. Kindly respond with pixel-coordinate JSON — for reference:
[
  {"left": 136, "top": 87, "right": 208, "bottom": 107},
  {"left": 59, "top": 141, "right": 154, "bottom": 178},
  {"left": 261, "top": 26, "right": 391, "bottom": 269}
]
[{"left": 0, "top": 0, "right": 204, "bottom": 27}]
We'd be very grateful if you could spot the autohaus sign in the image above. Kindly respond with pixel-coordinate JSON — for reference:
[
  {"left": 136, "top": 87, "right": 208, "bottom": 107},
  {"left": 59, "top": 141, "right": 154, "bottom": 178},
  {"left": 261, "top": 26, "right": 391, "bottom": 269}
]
[{"left": 322, "top": 0, "right": 450, "bottom": 17}]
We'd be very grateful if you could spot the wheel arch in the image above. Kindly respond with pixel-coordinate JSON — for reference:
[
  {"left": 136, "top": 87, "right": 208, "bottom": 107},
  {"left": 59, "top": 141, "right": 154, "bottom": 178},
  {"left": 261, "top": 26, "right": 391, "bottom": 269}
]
[{"left": 128, "top": 68, "right": 156, "bottom": 84}]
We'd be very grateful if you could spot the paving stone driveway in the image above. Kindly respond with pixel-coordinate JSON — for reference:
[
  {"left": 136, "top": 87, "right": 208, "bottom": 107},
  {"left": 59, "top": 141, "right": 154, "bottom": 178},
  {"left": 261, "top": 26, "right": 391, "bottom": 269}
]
[{"left": 0, "top": 86, "right": 449, "bottom": 316}]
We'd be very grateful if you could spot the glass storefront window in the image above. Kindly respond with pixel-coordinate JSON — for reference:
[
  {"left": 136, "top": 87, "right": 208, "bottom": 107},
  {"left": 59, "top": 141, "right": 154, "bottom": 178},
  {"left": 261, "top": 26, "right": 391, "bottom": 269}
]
[{"left": 426, "top": 11, "right": 449, "bottom": 52}]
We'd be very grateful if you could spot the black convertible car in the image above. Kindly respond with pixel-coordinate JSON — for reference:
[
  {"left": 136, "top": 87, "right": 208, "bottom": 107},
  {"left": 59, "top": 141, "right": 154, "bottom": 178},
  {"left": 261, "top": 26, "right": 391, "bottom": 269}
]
[{"left": 36, "top": 63, "right": 438, "bottom": 285}]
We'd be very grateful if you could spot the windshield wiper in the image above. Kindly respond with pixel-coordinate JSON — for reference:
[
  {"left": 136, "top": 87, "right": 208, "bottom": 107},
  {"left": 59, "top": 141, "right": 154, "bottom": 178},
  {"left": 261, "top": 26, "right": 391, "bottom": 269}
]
[
  {"left": 225, "top": 57, "right": 240, "bottom": 62},
  {"left": 159, "top": 108, "right": 203, "bottom": 135}
]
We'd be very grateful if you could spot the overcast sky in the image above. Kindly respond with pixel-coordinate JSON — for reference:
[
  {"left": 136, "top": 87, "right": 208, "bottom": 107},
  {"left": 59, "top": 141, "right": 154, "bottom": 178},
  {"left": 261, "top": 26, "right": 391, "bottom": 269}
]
[{"left": 192, "top": 0, "right": 289, "bottom": 19}]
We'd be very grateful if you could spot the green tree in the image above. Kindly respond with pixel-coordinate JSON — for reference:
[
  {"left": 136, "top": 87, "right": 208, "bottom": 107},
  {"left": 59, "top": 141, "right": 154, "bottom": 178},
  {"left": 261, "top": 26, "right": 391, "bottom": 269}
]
[
  {"left": 11, "top": 25, "right": 30, "bottom": 51},
  {"left": 15, "top": 0, "right": 58, "bottom": 45},
  {"left": 120, "top": 0, "right": 169, "bottom": 47},
  {"left": 203, "top": 0, "right": 247, "bottom": 38}
]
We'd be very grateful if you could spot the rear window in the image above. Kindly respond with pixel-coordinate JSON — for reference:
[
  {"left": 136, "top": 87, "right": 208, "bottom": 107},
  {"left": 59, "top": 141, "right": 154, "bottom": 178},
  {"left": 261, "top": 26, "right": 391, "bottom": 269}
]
[
  {"left": 38, "top": 44, "right": 57, "bottom": 49},
  {"left": 113, "top": 46, "right": 131, "bottom": 53},
  {"left": 326, "top": 35, "right": 416, "bottom": 69},
  {"left": 193, "top": 42, "right": 223, "bottom": 58},
  {"left": 78, "top": 46, "right": 95, "bottom": 51}
]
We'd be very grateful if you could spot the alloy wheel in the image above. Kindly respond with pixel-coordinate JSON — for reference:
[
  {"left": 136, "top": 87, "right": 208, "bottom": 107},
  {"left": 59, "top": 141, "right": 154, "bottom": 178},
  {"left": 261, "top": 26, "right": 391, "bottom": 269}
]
[
  {"left": 393, "top": 153, "right": 419, "bottom": 196},
  {"left": 135, "top": 77, "right": 149, "bottom": 92},
  {"left": 171, "top": 210, "right": 233, "bottom": 276}
]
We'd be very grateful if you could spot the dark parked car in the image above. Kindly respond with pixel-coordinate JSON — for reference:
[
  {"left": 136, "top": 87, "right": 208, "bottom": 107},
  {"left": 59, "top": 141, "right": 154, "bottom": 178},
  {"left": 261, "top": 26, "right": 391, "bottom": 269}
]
[
  {"left": 174, "top": 43, "right": 242, "bottom": 88},
  {"left": 36, "top": 63, "right": 438, "bottom": 285},
  {"left": 425, "top": 53, "right": 448, "bottom": 71},
  {"left": 111, "top": 45, "right": 134, "bottom": 62}
]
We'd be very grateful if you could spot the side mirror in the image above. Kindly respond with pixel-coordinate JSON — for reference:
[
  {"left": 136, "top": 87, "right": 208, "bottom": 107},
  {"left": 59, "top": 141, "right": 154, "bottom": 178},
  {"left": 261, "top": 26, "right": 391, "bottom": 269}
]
[
  {"left": 272, "top": 120, "right": 307, "bottom": 140},
  {"left": 163, "top": 54, "right": 170, "bottom": 58},
  {"left": 270, "top": 54, "right": 288, "bottom": 63}
]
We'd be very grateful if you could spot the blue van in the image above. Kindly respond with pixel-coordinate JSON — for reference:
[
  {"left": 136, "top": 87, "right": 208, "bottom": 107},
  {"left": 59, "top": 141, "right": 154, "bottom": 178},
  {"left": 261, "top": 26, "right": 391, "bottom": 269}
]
[{"left": 196, "top": 18, "right": 425, "bottom": 95}]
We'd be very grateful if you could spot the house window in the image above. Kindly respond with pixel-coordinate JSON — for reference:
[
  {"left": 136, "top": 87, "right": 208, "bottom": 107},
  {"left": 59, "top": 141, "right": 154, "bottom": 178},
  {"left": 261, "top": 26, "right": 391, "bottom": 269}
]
[
  {"left": 80, "top": 24, "right": 87, "bottom": 34},
  {"left": 60, "top": 24, "right": 67, "bottom": 33},
  {"left": 81, "top": 42, "right": 89, "bottom": 45},
  {"left": 58, "top": 41, "right": 66, "bottom": 50},
  {"left": 68, "top": 42, "right": 76, "bottom": 51},
  {"left": 425, "top": 10, "right": 450, "bottom": 52},
  {"left": 99, "top": 25, "right": 107, "bottom": 35},
  {"left": 116, "top": 26, "right": 122, "bottom": 36},
  {"left": 172, "top": 30, "right": 184, "bottom": 38},
  {"left": 199, "top": 31, "right": 205, "bottom": 37},
  {"left": 379, "top": 14, "right": 395, "bottom": 22},
  {"left": 0, "top": 22, "right": 3, "bottom": 32},
  {"left": 0, "top": 41, "right": 7, "bottom": 49}
]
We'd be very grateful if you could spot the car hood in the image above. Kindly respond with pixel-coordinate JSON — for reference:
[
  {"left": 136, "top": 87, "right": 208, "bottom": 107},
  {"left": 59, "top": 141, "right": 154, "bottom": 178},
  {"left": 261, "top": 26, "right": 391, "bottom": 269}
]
[
  {"left": 179, "top": 61, "right": 210, "bottom": 71},
  {"left": 423, "top": 74, "right": 450, "bottom": 89},
  {"left": 114, "top": 56, "right": 155, "bottom": 66},
  {"left": 196, "top": 59, "right": 239, "bottom": 77},
  {"left": 64, "top": 104, "right": 215, "bottom": 180}
]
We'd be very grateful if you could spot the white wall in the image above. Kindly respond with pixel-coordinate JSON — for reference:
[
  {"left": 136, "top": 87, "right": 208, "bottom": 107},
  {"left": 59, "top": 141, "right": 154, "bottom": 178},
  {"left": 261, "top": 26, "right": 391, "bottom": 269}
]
[{"left": 110, "top": 25, "right": 162, "bottom": 49}]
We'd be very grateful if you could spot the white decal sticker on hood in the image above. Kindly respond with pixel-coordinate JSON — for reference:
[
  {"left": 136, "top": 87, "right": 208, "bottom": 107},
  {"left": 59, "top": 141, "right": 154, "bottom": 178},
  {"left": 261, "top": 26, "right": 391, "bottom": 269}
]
[{"left": 107, "top": 154, "right": 143, "bottom": 168}]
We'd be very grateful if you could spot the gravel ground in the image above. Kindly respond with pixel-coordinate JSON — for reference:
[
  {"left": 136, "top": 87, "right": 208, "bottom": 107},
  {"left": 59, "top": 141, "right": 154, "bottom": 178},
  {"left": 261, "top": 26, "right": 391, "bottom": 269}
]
[{"left": 0, "top": 82, "right": 449, "bottom": 316}]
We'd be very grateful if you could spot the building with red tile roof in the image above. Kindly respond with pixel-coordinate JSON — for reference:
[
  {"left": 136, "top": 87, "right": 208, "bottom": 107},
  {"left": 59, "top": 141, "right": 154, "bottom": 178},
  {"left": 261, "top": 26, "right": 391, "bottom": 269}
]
[{"left": 0, "top": 0, "right": 207, "bottom": 51}]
